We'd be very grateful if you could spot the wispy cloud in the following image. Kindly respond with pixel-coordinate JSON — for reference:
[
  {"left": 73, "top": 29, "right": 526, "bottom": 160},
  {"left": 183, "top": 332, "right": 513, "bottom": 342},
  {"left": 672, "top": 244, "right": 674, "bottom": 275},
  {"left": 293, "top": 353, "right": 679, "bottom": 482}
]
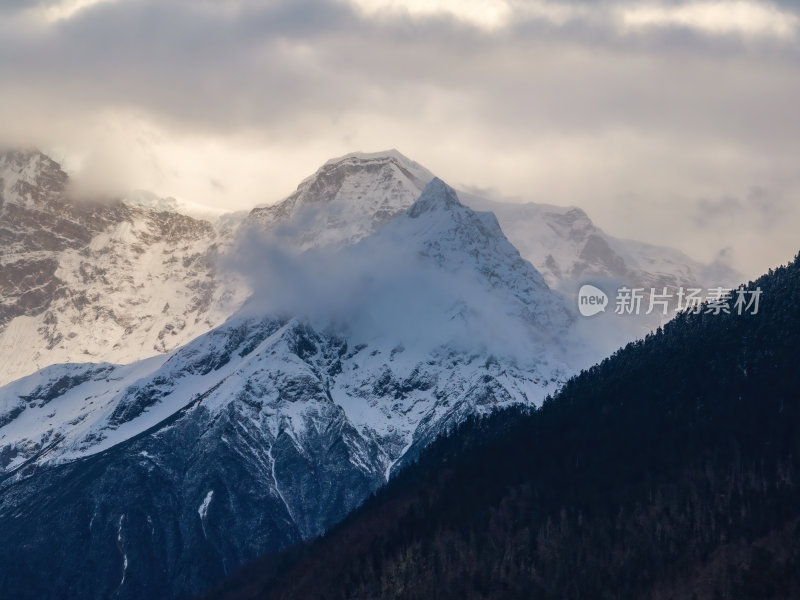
[{"left": 620, "top": 1, "right": 797, "bottom": 39}]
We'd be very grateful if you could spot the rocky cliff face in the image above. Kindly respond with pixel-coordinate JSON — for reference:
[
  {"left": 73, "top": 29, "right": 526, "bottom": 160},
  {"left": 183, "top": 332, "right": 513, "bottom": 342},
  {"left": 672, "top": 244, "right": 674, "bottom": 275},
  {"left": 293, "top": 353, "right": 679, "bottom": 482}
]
[{"left": 0, "top": 149, "right": 247, "bottom": 386}]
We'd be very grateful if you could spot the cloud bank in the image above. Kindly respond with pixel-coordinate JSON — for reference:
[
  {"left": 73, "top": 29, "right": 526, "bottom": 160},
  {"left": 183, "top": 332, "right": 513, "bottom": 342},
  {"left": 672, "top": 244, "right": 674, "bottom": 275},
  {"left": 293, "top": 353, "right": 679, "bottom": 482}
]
[{"left": 1, "top": 0, "right": 798, "bottom": 278}]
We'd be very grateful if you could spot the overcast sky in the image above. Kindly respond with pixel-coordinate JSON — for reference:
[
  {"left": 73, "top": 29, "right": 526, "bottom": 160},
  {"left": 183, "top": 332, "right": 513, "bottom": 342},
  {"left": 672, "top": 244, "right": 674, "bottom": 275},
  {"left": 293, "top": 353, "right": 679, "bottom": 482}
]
[{"left": 1, "top": 0, "right": 798, "bottom": 278}]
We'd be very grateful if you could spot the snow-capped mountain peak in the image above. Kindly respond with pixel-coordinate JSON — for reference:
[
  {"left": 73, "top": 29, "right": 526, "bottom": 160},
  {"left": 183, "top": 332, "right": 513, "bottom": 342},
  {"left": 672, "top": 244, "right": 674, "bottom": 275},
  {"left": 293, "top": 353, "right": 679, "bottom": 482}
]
[
  {"left": 243, "top": 151, "right": 730, "bottom": 312},
  {"left": 321, "top": 148, "right": 433, "bottom": 179},
  {"left": 246, "top": 149, "right": 434, "bottom": 250},
  {"left": 408, "top": 177, "right": 461, "bottom": 218},
  {"left": 0, "top": 148, "right": 68, "bottom": 207},
  {"left": 0, "top": 169, "right": 576, "bottom": 600}
]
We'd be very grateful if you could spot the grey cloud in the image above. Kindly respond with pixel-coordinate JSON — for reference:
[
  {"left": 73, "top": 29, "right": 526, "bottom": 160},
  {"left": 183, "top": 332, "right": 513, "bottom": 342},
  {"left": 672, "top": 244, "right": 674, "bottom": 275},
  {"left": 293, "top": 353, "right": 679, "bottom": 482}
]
[
  {"left": 0, "top": 0, "right": 798, "bottom": 279},
  {"left": 694, "top": 187, "right": 790, "bottom": 228},
  {"left": 2, "top": 0, "right": 798, "bottom": 145},
  {"left": 0, "top": 0, "right": 58, "bottom": 14},
  {"left": 693, "top": 196, "right": 742, "bottom": 227}
]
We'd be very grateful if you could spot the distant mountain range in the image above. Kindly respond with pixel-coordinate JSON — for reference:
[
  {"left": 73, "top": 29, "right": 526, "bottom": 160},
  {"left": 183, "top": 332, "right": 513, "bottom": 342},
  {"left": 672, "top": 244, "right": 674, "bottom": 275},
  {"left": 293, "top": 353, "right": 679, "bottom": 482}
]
[{"left": 0, "top": 148, "right": 740, "bottom": 599}]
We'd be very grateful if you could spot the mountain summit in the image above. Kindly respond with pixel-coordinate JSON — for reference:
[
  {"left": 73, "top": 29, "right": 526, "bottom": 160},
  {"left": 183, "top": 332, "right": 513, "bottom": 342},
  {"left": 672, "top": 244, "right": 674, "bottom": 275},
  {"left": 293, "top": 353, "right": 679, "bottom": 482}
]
[
  {"left": 247, "top": 149, "right": 434, "bottom": 249},
  {"left": 408, "top": 177, "right": 461, "bottom": 217},
  {"left": 247, "top": 150, "right": 731, "bottom": 301}
]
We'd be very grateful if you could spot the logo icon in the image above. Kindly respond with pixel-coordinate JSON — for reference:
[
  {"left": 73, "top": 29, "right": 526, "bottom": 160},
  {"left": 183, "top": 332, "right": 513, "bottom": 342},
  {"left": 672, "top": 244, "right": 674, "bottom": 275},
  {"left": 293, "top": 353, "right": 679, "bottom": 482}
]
[{"left": 578, "top": 284, "right": 608, "bottom": 317}]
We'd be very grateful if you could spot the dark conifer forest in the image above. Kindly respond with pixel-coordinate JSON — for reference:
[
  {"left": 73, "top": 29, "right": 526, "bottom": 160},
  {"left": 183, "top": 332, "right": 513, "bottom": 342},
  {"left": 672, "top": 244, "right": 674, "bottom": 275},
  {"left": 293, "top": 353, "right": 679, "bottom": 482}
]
[{"left": 208, "top": 252, "right": 800, "bottom": 600}]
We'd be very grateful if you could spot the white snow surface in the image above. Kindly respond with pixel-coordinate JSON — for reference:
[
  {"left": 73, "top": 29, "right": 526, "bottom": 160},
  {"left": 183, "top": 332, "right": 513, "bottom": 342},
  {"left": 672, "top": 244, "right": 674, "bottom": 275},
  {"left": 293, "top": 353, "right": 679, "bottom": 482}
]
[{"left": 198, "top": 490, "right": 214, "bottom": 522}]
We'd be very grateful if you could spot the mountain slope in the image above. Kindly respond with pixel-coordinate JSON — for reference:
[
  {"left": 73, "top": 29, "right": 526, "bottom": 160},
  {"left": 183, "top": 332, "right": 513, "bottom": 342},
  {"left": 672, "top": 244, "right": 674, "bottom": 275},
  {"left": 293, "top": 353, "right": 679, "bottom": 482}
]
[
  {"left": 207, "top": 253, "right": 800, "bottom": 600},
  {"left": 0, "top": 178, "right": 573, "bottom": 599},
  {"left": 0, "top": 149, "right": 247, "bottom": 386}
]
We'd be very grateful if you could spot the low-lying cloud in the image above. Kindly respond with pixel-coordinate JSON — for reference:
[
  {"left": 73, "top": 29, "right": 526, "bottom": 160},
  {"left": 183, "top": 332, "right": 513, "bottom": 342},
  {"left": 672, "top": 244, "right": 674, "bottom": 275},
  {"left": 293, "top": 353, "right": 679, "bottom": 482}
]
[{"left": 224, "top": 219, "right": 575, "bottom": 367}]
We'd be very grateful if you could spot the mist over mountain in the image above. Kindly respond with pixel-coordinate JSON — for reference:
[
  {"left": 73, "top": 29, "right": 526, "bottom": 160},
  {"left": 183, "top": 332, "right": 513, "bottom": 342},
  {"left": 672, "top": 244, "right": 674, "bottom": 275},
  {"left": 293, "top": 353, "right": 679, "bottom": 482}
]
[
  {"left": 231, "top": 176, "right": 576, "bottom": 366},
  {"left": 246, "top": 149, "right": 735, "bottom": 294}
]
